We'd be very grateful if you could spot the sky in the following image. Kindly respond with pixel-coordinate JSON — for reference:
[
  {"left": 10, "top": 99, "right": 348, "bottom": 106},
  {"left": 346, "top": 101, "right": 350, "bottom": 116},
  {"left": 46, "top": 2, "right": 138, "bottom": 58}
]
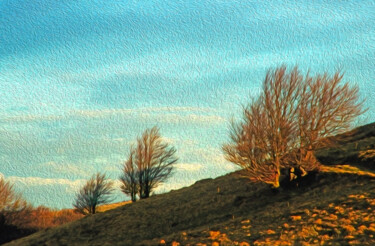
[{"left": 0, "top": 0, "right": 374, "bottom": 209}]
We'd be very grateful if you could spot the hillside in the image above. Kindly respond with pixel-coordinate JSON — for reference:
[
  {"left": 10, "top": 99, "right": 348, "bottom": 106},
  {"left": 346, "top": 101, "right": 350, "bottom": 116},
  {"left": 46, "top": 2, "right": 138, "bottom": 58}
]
[
  {"left": 5, "top": 173, "right": 375, "bottom": 245},
  {"left": 315, "top": 122, "right": 375, "bottom": 170},
  {"left": 0, "top": 200, "right": 129, "bottom": 244},
  {"left": 4, "top": 122, "right": 375, "bottom": 246}
]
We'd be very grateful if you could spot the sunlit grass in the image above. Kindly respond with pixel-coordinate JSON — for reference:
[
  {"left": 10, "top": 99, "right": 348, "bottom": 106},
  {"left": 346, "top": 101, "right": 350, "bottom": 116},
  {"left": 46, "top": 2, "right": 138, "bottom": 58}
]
[
  {"left": 359, "top": 149, "right": 375, "bottom": 161},
  {"left": 96, "top": 201, "right": 132, "bottom": 212},
  {"left": 320, "top": 164, "right": 375, "bottom": 177}
]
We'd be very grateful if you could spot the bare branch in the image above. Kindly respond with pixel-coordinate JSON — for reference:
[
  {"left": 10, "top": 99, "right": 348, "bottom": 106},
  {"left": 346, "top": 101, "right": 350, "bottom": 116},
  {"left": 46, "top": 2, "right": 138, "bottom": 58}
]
[
  {"left": 73, "top": 173, "right": 114, "bottom": 215},
  {"left": 120, "top": 127, "right": 178, "bottom": 200},
  {"left": 223, "top": 66, "right": 364, "bottom": 187}
]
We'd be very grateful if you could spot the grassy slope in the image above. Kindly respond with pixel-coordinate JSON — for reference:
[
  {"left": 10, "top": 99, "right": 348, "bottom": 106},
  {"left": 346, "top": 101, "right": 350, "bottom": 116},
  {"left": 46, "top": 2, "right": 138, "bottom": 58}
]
[
  {"left": 5, "top": 123, "right": 375, "bottom": 246},
  {"left": 0, "top": 199, "right": 128, "bottom": 244},
  {"left": 5, "top": 172, "right": 375, "bottom": 246},
  {"left": 315, "top": 122, "right": 375, "bottom": 170}
]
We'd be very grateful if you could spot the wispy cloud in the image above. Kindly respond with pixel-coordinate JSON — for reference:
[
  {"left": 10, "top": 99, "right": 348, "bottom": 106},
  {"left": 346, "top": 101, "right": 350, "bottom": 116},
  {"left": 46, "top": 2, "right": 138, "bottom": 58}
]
[
  {"left": 0, "top": 173, "right": 125, "bottom": 208},
  {"left": 37, "top": 162, "right": 90, "bottom": 178},
  {"left": 5, "top": 175, "right": 86, "bottom": 189},
  {"left": 72, "top": 106, "right": 216, "bottom": 117},
  {"left": 175, "top": 162, "right": 203, "bottom": 172},
  {"left": 153, "top": 181, "right": 194, "bottom": 194},
  {"left": 181, "top": 146, "right": 237, "bottom": 172},
  {"left": 0, "top": 106, "right": 226, "bottom": 125},
  {"left": 0, "top": 114, "right": 64, "bottom": 123}
]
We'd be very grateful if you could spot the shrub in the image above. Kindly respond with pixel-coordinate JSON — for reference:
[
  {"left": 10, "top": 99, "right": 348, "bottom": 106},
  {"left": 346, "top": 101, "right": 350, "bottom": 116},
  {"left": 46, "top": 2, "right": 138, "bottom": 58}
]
[
  {"left": 0, "top": 177, "right": 32, "bottom": 228},
  {"left": 73, "top": 173, "right": 114, "bottom": 215},
  {"left": 223, "top": 66, "right": 364, "bottom": 187},
  {"left": 120, "top": 127, "right": 178, "bottom": 200}
]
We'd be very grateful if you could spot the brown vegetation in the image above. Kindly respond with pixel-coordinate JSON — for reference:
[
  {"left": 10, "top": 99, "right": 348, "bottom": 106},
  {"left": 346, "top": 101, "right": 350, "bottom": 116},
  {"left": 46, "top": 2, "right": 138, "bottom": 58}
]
[
  {"left": 0, "top": 177, "right": 85, "bottom": 244},
  {"left": 0, "top": 177, "right": 32, "bottom": 228},
  {"left": 223, "top": 66, "right": 363, "bottom": 188},
  {"left": 1, "top": 202, "right": 83, "bottom": 244},
  {"left": 25, "top": 206, "right": 84, "bottom": 229}
]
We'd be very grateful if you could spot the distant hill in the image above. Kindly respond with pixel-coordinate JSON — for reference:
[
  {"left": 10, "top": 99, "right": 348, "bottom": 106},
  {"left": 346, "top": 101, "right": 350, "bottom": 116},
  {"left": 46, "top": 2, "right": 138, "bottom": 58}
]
[{"left": 4, "top": 123, "right": 375, "bottom": 245}]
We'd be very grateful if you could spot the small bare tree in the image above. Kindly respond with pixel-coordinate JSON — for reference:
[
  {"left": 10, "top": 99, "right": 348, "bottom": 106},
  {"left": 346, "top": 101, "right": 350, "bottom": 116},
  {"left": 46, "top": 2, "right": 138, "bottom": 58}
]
[
  {"left": 73, "top": 173, "right": 114, "bottom": 215},
  {"left": 0, "top": 177, "right": 31, "bottom": 227},
  {"left": 121, "top": 127, "right": 178, "bottom": 200},
  {"left": 119, "top": 148, "right": 139, "bottom": 202},
  {"left": 223, "top": 66, "right": 364, "bottom": 187}
]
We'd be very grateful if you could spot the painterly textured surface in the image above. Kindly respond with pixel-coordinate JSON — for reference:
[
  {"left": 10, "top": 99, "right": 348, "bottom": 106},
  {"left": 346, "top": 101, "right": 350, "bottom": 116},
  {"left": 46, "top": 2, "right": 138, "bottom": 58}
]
[{"left": 1, "top": 0, "right": 375, "bottom": 209}]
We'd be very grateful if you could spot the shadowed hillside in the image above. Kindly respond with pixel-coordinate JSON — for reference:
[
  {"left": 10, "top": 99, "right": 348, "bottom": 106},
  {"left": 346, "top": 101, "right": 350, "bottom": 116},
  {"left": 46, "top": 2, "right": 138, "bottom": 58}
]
[
  {"left": 4, "top": 123, "right": 375, "bottom": 246},
  {"left": 0, "top": 201, "right": 128, "bottom": 244},
  {"left": 5, "top": 173, "right": 375, "bottom": 245},
  {"left": 316, "top": 122, "right": 375, "bottom": 170}
]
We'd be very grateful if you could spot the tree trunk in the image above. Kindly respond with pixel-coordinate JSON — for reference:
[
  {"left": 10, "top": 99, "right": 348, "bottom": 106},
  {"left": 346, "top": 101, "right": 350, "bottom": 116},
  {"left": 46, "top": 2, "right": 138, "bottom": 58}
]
[
  {"left": 144, "top": 183, "right": 150, "bottom": 198},
  {"left": 273, "top": 157, "right": 281, "bottom": 188},
  {"left": 131, "top": 189, "right": 136, "bottom": 202}
]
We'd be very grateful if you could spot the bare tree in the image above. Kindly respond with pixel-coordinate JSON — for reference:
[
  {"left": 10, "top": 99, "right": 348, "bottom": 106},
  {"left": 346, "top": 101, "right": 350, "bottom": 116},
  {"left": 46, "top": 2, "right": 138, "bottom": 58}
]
[
  {"left": 295, "top": 71, "right": 364, "bottom": 172},
  {"left": 119, "top": 148, "right": 139, "bottom": 202},
  {"left": 223, "top": 99, "right": 280, "bottom": 187},
  {"left": 121, "top": 127, "right": 178, "bottom": 200},
  {"left": 223, "top": 66, "right": 364, "bottom": 187},
  {"left": 73, "top": 173, "right": 114, "bottom": 215},
  {"left": 0, "top": 177, "right": 31, "bottom": 227}
]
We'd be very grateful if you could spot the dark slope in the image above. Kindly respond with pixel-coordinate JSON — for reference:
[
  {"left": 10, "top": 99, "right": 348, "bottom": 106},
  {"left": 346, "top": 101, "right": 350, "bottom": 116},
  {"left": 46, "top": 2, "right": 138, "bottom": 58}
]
[
  {"left": 316, "top": 122, "right": 375, "bottom": 169},
  {"left": 5, "top": 171, "right": 375, "bottom": 246},
  {"left": 5, "top": 122, "right": 375, "bottom": 245}
]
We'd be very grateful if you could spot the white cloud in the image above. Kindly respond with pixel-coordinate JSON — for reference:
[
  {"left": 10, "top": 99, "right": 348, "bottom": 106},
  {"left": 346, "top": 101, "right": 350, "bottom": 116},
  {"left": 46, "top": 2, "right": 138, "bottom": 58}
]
[
  {"left": 37, "top": 162, "right": 89, "bottom": 178},
  {"left": 149, "top": 113, "right": 226, "bottom": 125},
  {"left": 5, "top": 176, "right": 86, "bottom": 191},
  {"left": 0, "top": 114, "right": 64, "bottom": 123},
  {"left": 160, "top": 136, "right": 175, "bottom": 144},
  {"left": 3, "top": 175, "right": 123, "bottom": 193},
  {"left": 180, "top": 146, "right": 237, "bottom": 172},
  {"left": 153, "top": 181, "right": 194, "bottom": 194},
  {"left": 70, "top": 107, "right": 224, "bottom": 124},
  {"left": 0, "top": 106, "right": 224, "bottom": 125},
  {"left": 175, "top": 163, "right": 203, "bottom": 172}
]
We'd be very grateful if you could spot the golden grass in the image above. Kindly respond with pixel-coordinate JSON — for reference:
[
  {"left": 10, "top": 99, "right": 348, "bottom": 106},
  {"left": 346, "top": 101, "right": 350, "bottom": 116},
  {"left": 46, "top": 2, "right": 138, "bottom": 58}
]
[
  {"left": 320, "top": 164, "right": 375, "bottom": 178},
  {"left": 96, "top": 201, "right": 132, "bottom": 212},
  {"left": 359, "top": 149, "right": 375, "bottom": 161},
  {"left": 163, "top": 192, "right": 375, "bottom": 246}
]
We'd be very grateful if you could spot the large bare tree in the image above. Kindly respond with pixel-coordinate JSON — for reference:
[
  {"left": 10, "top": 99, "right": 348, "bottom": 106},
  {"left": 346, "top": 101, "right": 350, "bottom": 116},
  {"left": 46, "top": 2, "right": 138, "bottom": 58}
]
[
  {"left": 120, "top": 127, "right": 178, "bottom": 200},
  {"left": 223, "top": 66, "right": 364, "bottom": 188},
  {"left": 73, "top": 173, "right": 114, "bottom": 215}
]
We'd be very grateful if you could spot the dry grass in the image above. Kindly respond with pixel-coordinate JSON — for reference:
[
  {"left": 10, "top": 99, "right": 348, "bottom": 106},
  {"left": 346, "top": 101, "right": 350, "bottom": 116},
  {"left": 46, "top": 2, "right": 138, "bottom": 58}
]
[
  {"left": 0, "top": 206, "right": 83, "bottom": 244},
  {"left": 320, "top": 164, "right": 375, "bottom": 178},
  {"left": 26, "top": 207, "right": 84, "bottom": 229},
  {"left": 5, "top": 169, "right": 375, "bottom": 246},
  {"left": 359, "top": 149, "right": 375, "bottom": 161},
  {"left": 315, "top": 122, "right": 375, "bottom": 171},
  {"left": 1, "top": 200, "right": 129, "bottom": 244},
  {"left": 96, "top": 201, "right": 131, "bottom": 213}
]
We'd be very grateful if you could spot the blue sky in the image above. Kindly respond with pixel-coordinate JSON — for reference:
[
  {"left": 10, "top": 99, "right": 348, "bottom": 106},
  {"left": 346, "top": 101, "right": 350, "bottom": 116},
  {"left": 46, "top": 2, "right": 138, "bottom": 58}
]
[{"left": 1, "top": 0, "right": 374, "bottom": 209}]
